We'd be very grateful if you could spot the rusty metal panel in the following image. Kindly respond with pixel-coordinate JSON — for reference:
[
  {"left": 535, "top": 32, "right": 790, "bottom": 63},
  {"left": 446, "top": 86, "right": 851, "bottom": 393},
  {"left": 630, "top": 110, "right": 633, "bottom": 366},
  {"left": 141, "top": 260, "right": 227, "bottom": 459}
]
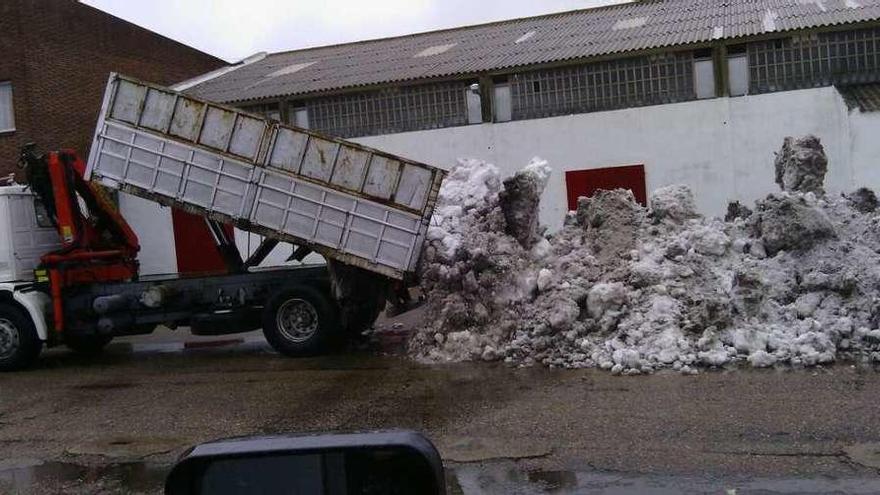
[{"left": 86, "top": 74, "right": 446, "bottom": 279}]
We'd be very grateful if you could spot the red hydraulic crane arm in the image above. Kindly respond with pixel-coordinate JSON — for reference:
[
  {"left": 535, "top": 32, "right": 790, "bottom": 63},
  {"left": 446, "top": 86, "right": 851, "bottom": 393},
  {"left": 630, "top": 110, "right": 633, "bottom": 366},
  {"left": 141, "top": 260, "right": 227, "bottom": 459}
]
[
  {"left": 19, "top": 145, "right": 140, "bottom": 334},
  {"left": 43, "top": 150, "right": 140, "bottom": 256}
]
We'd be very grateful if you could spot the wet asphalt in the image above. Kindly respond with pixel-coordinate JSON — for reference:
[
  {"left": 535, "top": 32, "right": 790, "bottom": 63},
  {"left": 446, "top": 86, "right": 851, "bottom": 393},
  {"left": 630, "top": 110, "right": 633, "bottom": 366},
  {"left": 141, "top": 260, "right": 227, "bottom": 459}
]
[{"left": 0, "top": 323, "right": 879, "bottom": 494}]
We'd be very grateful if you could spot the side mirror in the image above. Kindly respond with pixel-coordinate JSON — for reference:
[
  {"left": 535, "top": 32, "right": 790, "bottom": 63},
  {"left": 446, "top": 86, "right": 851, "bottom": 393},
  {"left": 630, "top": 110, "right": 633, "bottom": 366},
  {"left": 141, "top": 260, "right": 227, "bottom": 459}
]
[{"left": 165, "top": 431, "right": 445, "bottom": 495}]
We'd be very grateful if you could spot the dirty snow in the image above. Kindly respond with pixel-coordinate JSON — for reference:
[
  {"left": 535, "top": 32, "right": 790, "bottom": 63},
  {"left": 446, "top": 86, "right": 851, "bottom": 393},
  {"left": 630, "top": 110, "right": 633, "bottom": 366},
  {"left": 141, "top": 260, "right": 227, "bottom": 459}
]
[
  {"left": 411, "top": 136, "right": 880, "bottom": 373},
  {"left": 774, "top": 135, "right": 827, "bottom": 194},
  {"left": 499, "top": 158, "right": 551, "bottom": 249}
]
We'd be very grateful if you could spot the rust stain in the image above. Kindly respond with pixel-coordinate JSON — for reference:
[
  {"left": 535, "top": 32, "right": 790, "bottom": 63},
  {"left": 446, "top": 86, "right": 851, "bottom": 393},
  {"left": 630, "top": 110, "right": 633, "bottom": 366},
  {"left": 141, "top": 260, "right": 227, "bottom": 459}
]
[{"left": 181, "top": 99, "right": 199, "bottom": 110}]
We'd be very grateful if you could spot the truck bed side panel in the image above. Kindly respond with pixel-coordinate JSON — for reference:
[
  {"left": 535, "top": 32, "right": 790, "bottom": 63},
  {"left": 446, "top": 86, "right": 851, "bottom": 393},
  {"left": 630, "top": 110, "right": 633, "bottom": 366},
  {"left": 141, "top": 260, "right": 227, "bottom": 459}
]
[{"left": 85, "top": 74, "right": 446, "bottom": 280}]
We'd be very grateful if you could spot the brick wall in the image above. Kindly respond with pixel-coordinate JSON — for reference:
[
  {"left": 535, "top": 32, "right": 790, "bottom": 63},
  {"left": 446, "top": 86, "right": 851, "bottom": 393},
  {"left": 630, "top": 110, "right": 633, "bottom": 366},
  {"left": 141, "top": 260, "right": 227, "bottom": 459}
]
[{"left": 0, "top": 0, "right": 225, "bottom": 177}]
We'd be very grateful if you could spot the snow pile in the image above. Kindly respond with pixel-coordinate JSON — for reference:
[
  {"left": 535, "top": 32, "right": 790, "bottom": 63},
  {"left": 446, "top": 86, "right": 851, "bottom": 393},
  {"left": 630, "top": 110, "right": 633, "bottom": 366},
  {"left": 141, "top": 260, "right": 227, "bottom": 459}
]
[
  {"left": 410, "top": 136, "right": 880, "bottom": 373},
  {"left": 416, "top": 158, "right": 547, "bottom": 362}
]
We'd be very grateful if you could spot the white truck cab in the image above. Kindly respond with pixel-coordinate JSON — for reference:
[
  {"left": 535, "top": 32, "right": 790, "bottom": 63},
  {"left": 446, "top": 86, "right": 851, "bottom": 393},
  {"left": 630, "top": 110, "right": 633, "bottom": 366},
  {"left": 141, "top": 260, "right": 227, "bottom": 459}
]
[
  {"left": 0, "top": 185, "right": 62, "bottom": 283},
  {"left": 0, "top": 185, "right": 60, "bottom": 360}
]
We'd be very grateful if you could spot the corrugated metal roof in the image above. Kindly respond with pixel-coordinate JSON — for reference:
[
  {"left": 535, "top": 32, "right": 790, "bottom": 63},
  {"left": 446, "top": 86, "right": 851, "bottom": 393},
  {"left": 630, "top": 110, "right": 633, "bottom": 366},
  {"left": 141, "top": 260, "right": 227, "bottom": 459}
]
[
  {"left": 187, "top": 0, "right": 880, "bottom": 103},
  {"left": 838, "top": 83, "right": 880, "bottom": 111}
]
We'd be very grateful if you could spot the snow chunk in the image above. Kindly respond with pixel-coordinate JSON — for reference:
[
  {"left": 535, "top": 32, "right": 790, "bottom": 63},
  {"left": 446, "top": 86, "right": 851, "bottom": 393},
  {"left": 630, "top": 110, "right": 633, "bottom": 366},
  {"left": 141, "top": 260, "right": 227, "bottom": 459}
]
[
  {"left": 748, "top": 350, "right": 777, "bottom": 368},
  {"left": 613, "top": 349, "right": 641, "bottom": 368},
  {"left": 650, "top": 185, "right": 699, "bottom": 223},
  {"left": 752, "top": 194, "right": 835, "bottom": 256},
  {"left": 499, "top": 157, "right": 551, "bottom": 249},
  {"left": 537, "top": 268, "right": 554, "bottom": 292},
  {"left": 587, "top": 283, "right": 626, "bottom": 319},
  {"left": 774, "top": 135, "right": 827, "bottom": 195}
]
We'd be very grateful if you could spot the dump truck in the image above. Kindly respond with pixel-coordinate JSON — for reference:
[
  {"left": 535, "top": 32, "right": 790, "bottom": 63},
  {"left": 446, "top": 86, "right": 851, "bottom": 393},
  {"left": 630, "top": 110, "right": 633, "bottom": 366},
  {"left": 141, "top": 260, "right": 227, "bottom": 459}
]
[{"left": 0, "top": 73, "right": 445, "bottom": 371}]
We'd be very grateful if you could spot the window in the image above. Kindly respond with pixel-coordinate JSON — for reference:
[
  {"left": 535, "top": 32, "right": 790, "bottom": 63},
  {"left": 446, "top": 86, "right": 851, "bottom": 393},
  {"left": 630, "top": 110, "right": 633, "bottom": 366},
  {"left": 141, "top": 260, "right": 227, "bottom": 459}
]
[
  {"left": 694, "top": 58, "right": 716, "bottom": 99},
  {"left": 33, "top": 199, "right": 53, "bottom": 228},
  {"left": 242, "top": 103, "right": 280, "bottom": 121},
  {"left": 304, "top": 81, "right": 469, "bottom": 138},
  {"left": 748, "top": 27, "right": 880, "bottom": 94},
  {"left": 0, "top": 82, "right": 14, "bottom": 132},
  {"left": 289, "top": 104, "right": 309, "bottom": 129},
  {"left": 508, "top": 52, "right": 695, "bottom": 120},
  {"left": 728, "top": 54, "right": 749, "bottom": 96},
  {"left": 466, "top": 83, "right": 482, "bottom": 124},
  {"left": 493, "top": 82, "right": 512, "bottom": 122}
]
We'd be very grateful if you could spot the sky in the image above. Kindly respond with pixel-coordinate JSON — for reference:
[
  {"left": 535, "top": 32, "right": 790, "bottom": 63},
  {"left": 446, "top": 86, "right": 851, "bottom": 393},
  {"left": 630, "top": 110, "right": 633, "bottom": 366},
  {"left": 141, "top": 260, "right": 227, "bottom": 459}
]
[{"left": 80, "top": 0, "right": 623, "bottom": 63}]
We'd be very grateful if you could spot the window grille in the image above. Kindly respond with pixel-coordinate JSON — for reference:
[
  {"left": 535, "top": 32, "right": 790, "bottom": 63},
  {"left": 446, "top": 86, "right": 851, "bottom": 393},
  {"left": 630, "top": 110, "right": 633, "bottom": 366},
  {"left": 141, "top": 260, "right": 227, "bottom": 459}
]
[
  {"left": 242, "top": 102, "right": 281, "bottom": 121},
  {"left": 748, "top": 27, "right": 880, "bottom": 93},
  {"left": 509, "top": 52, "right": 695, "bottom": 120},
  {"left": 289, "top": 104, "right": 310, "bottom": 129},
  {"left": 304, "top": 81, "right": 469, "bottom": 138}
]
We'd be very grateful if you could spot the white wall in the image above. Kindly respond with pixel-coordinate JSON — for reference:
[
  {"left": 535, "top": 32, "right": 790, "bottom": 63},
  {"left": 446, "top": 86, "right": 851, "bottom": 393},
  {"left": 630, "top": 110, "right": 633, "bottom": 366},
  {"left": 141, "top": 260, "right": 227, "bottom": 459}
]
[
  {"left": 124, "top": 86, "right": 880, "bottom": 274},
  {"left": 353, "top": 86, "right": 863, "bottom": 230},
  {"left": 847, "top": 108, "right": 880, "bottom": 188}
]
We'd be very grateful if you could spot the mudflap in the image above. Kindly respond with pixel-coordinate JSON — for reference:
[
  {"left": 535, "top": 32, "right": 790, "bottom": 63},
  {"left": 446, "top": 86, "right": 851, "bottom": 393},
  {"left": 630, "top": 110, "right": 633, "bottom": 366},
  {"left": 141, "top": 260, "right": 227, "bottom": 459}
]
[{"left": 327, "top": 260, "right": 388, "bottom": 335}]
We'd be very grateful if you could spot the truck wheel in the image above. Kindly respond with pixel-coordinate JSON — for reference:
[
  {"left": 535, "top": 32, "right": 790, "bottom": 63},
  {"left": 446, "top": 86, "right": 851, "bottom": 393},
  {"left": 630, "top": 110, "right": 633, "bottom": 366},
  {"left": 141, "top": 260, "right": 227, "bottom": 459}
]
[
  {"left": 262, "top": 286, "right": 340, "bottom": 357},
  {"left": 65, "top": 335, "right": 113, "bottom": 356},
  {"left": 0, "top": 303, "right": 42, "bottom": 371}
]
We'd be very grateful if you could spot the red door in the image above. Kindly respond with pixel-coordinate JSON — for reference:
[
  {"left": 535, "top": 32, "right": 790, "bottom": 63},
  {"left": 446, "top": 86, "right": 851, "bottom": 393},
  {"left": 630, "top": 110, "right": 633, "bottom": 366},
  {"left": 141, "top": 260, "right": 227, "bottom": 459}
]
[
  {"left": 564, "top": 164, "right": 647, "bottom": 210},
  {"left": 171, "top": 208, "right": 234, "bottom": 274}
]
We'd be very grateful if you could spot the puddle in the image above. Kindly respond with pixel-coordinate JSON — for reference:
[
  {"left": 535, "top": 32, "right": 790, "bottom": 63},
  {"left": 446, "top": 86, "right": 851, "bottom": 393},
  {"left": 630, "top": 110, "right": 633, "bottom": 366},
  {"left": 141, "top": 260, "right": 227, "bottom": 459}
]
[
  {"left": 0, "top": 459, "right": 168, "bottom": 494},
  {"left": 4, "top": 457, "right": 880, "bottom": 494},
  {"left": 438, "top": 436, "right": 553, "bottom": 463},
  {"left": 446, "top": 463, "right": 880, "bottom": 495}
]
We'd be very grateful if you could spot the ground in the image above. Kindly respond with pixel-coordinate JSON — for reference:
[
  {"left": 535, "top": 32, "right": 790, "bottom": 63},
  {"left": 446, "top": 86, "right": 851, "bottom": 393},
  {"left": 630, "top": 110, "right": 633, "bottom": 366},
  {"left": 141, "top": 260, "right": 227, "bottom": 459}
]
[{"left": 1, "top": 313, "right": 880, "bottom": 494}]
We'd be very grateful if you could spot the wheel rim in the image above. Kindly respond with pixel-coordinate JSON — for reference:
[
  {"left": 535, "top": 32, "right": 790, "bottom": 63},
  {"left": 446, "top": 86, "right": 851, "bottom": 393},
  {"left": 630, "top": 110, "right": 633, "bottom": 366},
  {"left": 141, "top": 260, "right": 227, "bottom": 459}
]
[
  {"left": 276, "top": 298, "right": 319, "bottom": 343},
  {"left": 0, "top": 318, "right": 20, "bottom": 360}
]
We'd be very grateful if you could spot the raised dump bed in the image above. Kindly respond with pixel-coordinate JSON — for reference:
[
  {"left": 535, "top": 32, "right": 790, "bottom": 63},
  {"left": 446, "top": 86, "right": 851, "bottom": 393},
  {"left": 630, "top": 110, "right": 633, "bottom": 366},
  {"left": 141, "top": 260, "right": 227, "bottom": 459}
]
[{"left": 86, "top": 74, "right": 446, "bottom": 280}]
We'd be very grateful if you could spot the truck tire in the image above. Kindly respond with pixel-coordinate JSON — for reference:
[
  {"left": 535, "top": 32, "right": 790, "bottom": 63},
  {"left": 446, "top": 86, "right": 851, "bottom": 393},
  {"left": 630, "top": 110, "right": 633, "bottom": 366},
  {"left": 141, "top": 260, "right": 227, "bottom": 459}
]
[
  {"left": 0, "top": 303, "right": 42, "bottom": 371},
  {"left": 262, "top": 286, "right": 340, "bottom": 357},
  {"left": 64, "top": 335, "right": 113, "bottom": 356}
]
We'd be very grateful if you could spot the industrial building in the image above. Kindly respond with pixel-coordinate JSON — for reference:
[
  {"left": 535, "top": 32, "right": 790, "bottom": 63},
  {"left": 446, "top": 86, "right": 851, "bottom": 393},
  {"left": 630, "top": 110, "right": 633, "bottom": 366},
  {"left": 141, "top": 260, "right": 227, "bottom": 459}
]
[
  {"left": 179, "top": 0, "right": 880, "bottom": 232},
  {"left": 103, "top": 0, "right": 880, "bottom": 274}
]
